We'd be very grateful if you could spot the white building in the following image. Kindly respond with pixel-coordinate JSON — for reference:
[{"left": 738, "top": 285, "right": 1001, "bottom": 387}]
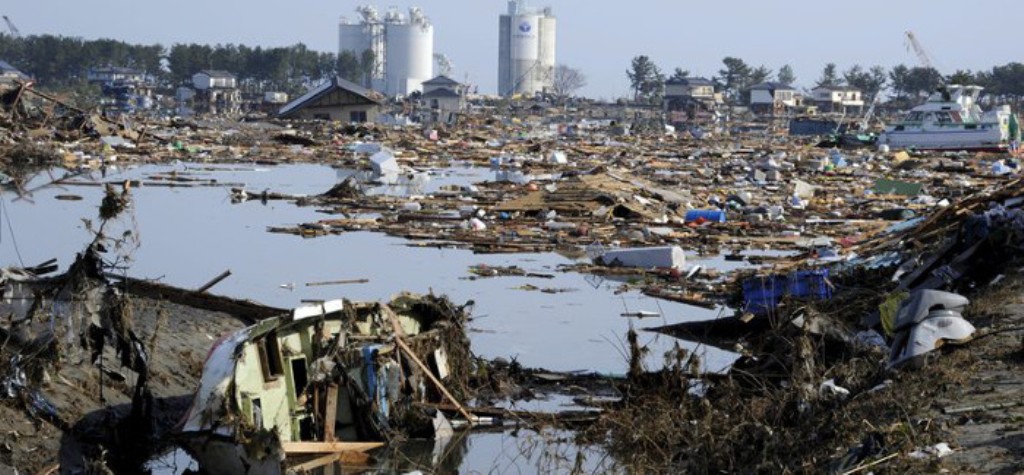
[
  {"left": 811, "top": 86, "right": 864, "bottom": 114},
  {"left": 498, "top": 0, "right": 556, "bottom": 97},
  {"left": 338, "top": 6, "right": 434, "bottom": 97},
  {"left": 748, "top": 82, "right": 798, "bottom": 115}
]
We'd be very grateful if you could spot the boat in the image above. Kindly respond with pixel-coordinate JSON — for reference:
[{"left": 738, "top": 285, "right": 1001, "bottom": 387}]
[
  {"left": 178, "top": 293, "right": 473, "bottom": 474},
  {"left": 878, "top": 85, "right": 1020, "bottom": 152}
]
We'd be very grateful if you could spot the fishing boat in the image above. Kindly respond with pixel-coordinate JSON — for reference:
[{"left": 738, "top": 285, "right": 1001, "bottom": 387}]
[{"left": 878, "top": 85, "right": 1020, "bottom": 152}]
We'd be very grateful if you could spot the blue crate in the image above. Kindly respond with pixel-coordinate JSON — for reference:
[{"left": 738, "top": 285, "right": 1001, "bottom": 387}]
[{"left": 742, "top": 269, "right": 831, "bottom": 315}]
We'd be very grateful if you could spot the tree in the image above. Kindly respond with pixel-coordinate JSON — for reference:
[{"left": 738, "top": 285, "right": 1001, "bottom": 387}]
[
  {"left": 626, "top": 55, "right": 663, "bottom": 103},
  {"left": 749, "top": 65, "right": 773, "bottom": 85},
  {"left": 716, "top": 56, "right": 751, "bottom": 102},
  {"left": 843, "top": 64, "right": 887, "bottom": 99},
  {"left": 904, "top": 66, "right": 943, "bottom": 98},
  {"left": 777, "top": 64, "right": 796, "bottom": 86},
  {"left": 670, "top": 67, "right": 690, "bottom": 82},
  {"left": 816, "top": 63, "right": 841, "bottom": 87},
  {"left": 337, "top": 50, "right": 361, "bottom": 83},
  {"left": 946, "top": 69, "right": 974, "bottom": 85},
  {"left": 889, "top": 64, "right": 911, "bottom": 99},
  {"left": 359, "top": 49, "right": 376, "bottom": 88},
  {"left": 551, "top": 64, "right": 587, "bottom": 100}
]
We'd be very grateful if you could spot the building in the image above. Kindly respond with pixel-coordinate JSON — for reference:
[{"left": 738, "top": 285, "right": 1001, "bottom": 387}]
[
  {"left": 498, "top": 0, "right": 556, "bottom": 97},
  {"left": 748, "top": 82, "right": 798, "bottom": 115},
  {"left": 277, "top": 76, "right": 383, "bottom": 122},
  {"left": 338, "top": 6, "right": 434, "bottom": 97},
  {"left": 811, "top": 86, "right": 864, "bottom": 114},
  {"left": 663, "top": 77, "right": 718, "bottom": 123},
  {"left": 419, "top": 75, "right": 465, "bottom": 124},
  {"left": 192, "top": 70, "right": 241, "bottom": 115},
  {"left": 0, "top": 60, "right": 27, "bottom": 81},
  {"left": 87, "top": 67, "right": 146, "bottom": 85}
]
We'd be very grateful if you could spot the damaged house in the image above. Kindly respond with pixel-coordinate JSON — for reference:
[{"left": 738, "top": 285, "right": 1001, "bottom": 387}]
[
  {"left": 180, "top": 292, "right": 473, "bottom": 474},
  {"left": 277, "top": 76, "right": 384, "bottom": 123}
]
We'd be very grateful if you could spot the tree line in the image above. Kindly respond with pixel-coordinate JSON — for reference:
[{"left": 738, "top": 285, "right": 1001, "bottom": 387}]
[
  {"left": 627, "top": 55, "right": 1024, "bottom": 108},
  {"left": 0, "top": 34, "right": 340, "bottom": 95}
]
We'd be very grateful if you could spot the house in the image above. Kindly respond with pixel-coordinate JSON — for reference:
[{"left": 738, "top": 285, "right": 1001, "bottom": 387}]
[
  {"left": 811, "top": 85, "right": 864, "bottom": 114},
  {"left": 663, "top": 77, "right": 719, "bottom": 123},
  {"left": 191, "top": 70, "right": 241, "bottom": 115},
  {"left": 180, "top": 293, "right": 470, "bottom": 473},
  {"left": 0, "top": 60, "right": 27, "bottom": 81},
  {"left": 748, "top": 82, "right": 798, "bottom": 115},
  {"left": 192, "top": 70, "right": 238, "bottom": 90},
  {"left": 278, "top": 76, "right": 383, "bottom": 122},
  {"left": 419, "top": 75, "right": 465, "bottom": 124},
  {"left": 87, "top": 67, "right": 146, "bottom": 85}
]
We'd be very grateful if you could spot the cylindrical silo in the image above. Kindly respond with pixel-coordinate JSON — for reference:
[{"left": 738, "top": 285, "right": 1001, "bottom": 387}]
[
  {"left": 384, "top": 8, "right": 434, "bottom": 96},
  {"left": 510, "top": 14, "right": 540, "bottom": 95},
  {"left": 338, "top": 21, "right": 371, "bottom": 60},
  {"left": 537, "top": 15, "right": 556, "bottom": 92}
]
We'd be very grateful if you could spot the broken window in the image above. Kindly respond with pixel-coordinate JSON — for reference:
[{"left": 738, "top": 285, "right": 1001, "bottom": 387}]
[
  {"left": 252, "top": 398, "right": 263, "bottom": 429},
  {"left": 291, "top": 357, "right": 308, "bottom": 401},
  {"left": 257, "top": 331, "right": 284, "bottom": 381},
  {"left": 349, "top": 110, "right": 367, "bottom": 123}
]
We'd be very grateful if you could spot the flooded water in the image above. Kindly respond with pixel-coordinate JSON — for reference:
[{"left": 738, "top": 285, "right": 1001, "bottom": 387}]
[{"left": 2, "top": 162, "right": 766, "bottom": 473}]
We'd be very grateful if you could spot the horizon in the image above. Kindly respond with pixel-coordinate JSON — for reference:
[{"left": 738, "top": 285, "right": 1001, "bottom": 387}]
[{"left": 3, "top": 0, "right": 1022, "bottom": 99}]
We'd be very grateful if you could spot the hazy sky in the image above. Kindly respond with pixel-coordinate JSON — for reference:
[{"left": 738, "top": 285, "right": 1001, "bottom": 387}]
[{"left": 4, "top": 1, "right": 1022, "bottom": 98}]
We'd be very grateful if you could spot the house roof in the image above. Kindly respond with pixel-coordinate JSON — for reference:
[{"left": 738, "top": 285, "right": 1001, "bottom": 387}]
[
  {"left": 278, "top": 76, "right": 383, "bottom": 117},
  {"left": 421, "top": 88, "right": 461, "bottom": 99},
  {"left": 665, "top": 77, "right": 714, "bottom": 87},
  {"left": 0, "top": 60, "right": 23, "bottom": 75},
  {"left": 422, "top": 75, "right": 460, "bottom": 87},
  {"left": 91, "top": 66, "right": 144, "bottom": 75},
  {"left": 813, "top": 85, "right": 861, "bottom": 92},
  {"left": 749, "top": 81, "right": 795, "bottom": 91},
  {"left": 196, "top": 70, "right": 236, "bottom": 79}
]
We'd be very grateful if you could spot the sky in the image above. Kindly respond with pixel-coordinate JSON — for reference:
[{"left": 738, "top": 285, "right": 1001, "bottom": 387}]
[{"left": 4, "top": 0, "right": 1022, "bottom": 99}]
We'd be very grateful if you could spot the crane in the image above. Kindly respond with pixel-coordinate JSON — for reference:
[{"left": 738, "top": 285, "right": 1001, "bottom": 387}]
[
  {"left": 2, "top": 15, "right": 20, "bottom": 38},
  {"left": 904, "top": 31, "right": 934, "bottom": 71}
]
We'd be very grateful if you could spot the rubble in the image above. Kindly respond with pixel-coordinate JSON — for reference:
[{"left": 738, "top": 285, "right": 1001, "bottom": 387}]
[{"left": 4, "top": 78, "right": 1024, "bottom": 472}]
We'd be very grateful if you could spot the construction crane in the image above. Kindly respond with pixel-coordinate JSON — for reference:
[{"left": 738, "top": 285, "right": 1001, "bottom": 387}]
[
  {"left": 904, "top": 31, "right": 935, "bottom": 70},
  {"left": 2, "top": 15, "right": 20, "bottom": 38}
]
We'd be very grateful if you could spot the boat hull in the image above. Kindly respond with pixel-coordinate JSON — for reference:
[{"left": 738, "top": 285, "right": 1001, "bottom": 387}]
[{"left": 879, "top": 128, "right": 1007, "bottom": 152}]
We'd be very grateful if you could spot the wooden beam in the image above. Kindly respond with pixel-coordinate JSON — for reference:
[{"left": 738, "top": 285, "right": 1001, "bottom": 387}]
[
  {"left": 324, "top": 384, "right": 338, "bottom": 442},
  {"left": 382, "top": 306, "right": 474, "bottom": 426},
  {"left": 281, "top": 441, "right": 383, "bottom": 454},
  {"left": 287, "top": 451, "right": 373, "bottom": 471}
]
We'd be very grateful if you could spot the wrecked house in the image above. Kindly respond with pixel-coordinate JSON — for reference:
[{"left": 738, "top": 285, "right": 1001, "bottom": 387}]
[
  {"left": 494, "top": 169, "right": 687, "bottom": 221},
  {"left": 180, "top": 292, "right": 473, "bottom": 474},
  {"left": 278, "top": 76, "right": 384, "bottom": 123}
]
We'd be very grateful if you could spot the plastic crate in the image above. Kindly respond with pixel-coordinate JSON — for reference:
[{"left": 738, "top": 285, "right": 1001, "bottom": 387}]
[{"left": 742, "top": 269, "right": 831, "bottom": 315}]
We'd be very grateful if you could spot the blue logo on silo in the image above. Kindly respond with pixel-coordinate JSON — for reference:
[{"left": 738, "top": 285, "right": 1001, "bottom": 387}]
[{"left": 518, "top": 21, "right": 532, "bottom": 33}]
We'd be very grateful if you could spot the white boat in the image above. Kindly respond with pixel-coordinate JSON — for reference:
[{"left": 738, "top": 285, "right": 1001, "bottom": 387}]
[{"left": 879, "top": 85, "right": 1018, "bottom": 152}]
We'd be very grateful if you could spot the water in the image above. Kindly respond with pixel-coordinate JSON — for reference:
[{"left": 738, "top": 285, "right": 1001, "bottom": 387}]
[{"left": 3, "top": 163, "right": 759, "bottom": 473}]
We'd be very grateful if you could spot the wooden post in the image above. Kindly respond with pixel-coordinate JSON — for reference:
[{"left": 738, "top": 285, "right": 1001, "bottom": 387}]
[
  {"left": 196, "top": 269, "right": 232, "bottom": 293},
  {"left": 324, "top": 384, "right": 338, "bottom": 442},
  {"left": 382, "top": 305, "right": 474, "bottom": 426},
  {"left": 281, "top": 441, "right": 383, "bottom": 454}
]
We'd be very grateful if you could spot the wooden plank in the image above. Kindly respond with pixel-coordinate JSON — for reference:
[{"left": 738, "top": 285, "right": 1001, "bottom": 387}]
[
  {"left": 381, "top": 306, "right": 475, "bottom": 425},
  {"left": 281, "top": 441, "right": 383, "bottom": 454},
  {"left": 324, "top": 384, "right": 338, "bottom": 442}
]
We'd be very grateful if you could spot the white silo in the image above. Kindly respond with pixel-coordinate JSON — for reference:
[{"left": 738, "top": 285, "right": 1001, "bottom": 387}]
[
  {"left": 498, "top": 1, "right": 555, "bottom": 97},
  {"left": 384, "top": 7, "right": 434, "bottom": 96},
  {"left": 338, "top": 6, "right": 385, "bottom": 90}
]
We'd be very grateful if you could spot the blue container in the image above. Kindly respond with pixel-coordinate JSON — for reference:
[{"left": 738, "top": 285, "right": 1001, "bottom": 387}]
[
  {"left": 685, "top": 209, "right": 727, "bottom": 223},
  {"left": 742, "top": 269, "right": 832, "bottom": 315}
]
